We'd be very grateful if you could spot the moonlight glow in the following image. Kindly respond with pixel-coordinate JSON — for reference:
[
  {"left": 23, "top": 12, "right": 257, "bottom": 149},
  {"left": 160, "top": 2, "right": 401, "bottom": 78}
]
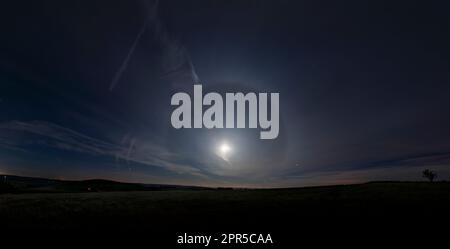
[{"left": 217, "top": 142, "right": 232, "bottom": 161}]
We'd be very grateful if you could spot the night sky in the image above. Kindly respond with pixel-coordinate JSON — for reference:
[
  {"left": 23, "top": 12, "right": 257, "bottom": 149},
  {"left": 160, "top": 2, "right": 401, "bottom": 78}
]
[{"left": 1, "top": 0, "right": 450, "bottom": 187}]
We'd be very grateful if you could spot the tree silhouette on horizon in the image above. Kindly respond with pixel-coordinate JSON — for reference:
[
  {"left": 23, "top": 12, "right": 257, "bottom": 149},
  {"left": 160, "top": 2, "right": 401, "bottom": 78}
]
[{"left": 422, "top": 169, "right": 437, "bottom": 182}]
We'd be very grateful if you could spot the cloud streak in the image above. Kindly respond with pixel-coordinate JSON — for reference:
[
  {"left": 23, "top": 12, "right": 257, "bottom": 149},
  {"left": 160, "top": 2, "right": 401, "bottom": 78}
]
[
  {"left": 0, "top": 120, "right": 206, "bottom": 177},
  {"left": 110, "top": 0, "right": 199, "bottom": 91},
  {"left": 109, "top": 1, "right": 159, "bottom": 91}
]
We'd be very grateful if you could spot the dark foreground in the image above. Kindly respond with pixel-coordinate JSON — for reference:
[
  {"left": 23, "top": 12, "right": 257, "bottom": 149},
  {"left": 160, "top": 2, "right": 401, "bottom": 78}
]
[{"left": 1, "top": 182, "right": 450, "bottom": 248}]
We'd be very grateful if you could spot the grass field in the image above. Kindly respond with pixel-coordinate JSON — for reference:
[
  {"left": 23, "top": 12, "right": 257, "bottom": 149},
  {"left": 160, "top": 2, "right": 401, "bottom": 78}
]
[{"left": 1, "top": 182, "right": 450, "bottom": 247}]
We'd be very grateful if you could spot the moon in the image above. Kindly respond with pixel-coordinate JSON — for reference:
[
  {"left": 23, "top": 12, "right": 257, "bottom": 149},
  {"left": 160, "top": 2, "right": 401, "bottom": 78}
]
[{"left": 217, "top": 142, "right": 232, "bottom": 161}]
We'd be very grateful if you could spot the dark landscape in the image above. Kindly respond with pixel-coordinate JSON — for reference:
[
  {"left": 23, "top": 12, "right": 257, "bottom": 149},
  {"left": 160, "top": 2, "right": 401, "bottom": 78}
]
[{"left": 1, "top": 175, "right": 449, "bottom": 247}]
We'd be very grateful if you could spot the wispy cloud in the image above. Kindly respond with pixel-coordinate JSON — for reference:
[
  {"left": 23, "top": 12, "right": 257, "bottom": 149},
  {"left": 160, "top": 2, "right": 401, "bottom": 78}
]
[
  {"left": 0, "top": 120, "right": 206, "bottom": 177},
  {"left": 274, "top": 152, "right": 450, "bottom": 187}
]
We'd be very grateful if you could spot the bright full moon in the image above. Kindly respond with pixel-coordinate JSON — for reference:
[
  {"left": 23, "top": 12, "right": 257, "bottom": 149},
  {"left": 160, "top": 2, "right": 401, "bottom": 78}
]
[
  {"left": 217, "top": 142, "right": 232, "bottom": 161},
  {"left": 220, "top": 143, "right": 231, "bottom": 154}
]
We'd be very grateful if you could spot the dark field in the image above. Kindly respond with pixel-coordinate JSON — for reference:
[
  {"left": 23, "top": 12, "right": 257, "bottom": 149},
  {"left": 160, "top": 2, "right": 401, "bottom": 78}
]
[{"left": 1, "top": 182, "right": 450, "bottom": 247}]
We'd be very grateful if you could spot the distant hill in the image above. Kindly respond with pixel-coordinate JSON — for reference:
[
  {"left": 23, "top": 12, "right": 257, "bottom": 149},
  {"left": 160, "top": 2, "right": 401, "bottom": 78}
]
[{"left": 0, "top": 175, "right": 212, "bottom": 193}]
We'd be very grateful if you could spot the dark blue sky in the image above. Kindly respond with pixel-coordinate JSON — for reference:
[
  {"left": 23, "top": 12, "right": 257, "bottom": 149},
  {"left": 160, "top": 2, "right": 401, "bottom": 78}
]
[{"left": 1, "top": 0, "right": 450, "bottom": 187}]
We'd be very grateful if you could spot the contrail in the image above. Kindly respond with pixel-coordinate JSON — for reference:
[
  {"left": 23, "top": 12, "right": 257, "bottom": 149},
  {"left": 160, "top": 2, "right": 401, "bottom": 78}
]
[
  {"left": 109, "top": 22, "right": 147, "bottom": 91},
  {"left": 109, "top": 1, "right": 158, "bottom": 91},
  {"left": 110, "top": 0, "right": 200, "bottom": 91}
]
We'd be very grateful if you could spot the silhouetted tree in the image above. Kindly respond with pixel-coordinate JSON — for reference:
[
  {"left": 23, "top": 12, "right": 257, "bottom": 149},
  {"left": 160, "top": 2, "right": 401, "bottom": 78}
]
[{"left": 422, "top": 169, "right": 437, "bottom": 182}]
